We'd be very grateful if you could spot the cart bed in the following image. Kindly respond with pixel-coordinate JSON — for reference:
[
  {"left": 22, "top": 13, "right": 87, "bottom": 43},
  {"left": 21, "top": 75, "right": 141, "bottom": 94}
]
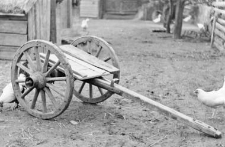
[{"left": 40, "top": 45, "right": 119, "bottom": 80}]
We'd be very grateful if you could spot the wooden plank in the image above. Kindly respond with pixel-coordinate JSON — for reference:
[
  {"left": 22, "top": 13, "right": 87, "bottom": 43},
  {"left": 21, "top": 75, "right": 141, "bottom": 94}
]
[
  {"left": 80, "top": 0, "right": 100, "bottom": 18},
  {"left": 0, "top": 33, "right": 27, "bottom": 46},
  {"left": 50, "top": 0, "right": 57, "bottom": 43},
  {"left": 215, "top": 22, "right": 225, "bottom": 33},
  {"left": 214, "top": 28, "right": 225, "bottom": 40},
  {"left": 0, "top": 13, "right": 25, "bottom": 17},
  {"left": 217, "top": 18, "right": 225, "bottom": 26},
  {"left": 214, "top": 39, "right": 224, "bottom": 51},
  {"left": 44, "top": 0, "right": 51, "bottom": 41},
  {"left": 0, "top": 46, "right": 19, "bottom": 60},
  {"left": 28, "top": 5, "right": 36, "bottom": 40},
  {"left": 214, "top": 8, "right": 225, "bottom": 15},
  {"left": 214, "top": 35, "right": 224, "bottom": 51},
  {"left": 214, "top": 35, "right": 224, "bottom": 45},
  {"left": 40, "top": 53, "right": 110, "bottom": 80},
  {"left": 0, "top": 20, "right": 27, "bottom": 34},
  {"left": 64, "top": 54, "right": 109, "bottom": 75},
  {"left": 59, "top": 45, "right": 119, "bottom": 74}
]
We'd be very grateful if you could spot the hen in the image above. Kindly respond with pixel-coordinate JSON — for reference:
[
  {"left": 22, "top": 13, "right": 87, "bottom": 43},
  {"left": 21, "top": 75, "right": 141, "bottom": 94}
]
[
  {"left": 195, "top": 77, "right": 225, "bottom": 118},
  {"left": 0, "top": 74, "right": 26, "bottom": 110},
  {"left": 81, "top": 18, "right": 89, "bottom": 31}
]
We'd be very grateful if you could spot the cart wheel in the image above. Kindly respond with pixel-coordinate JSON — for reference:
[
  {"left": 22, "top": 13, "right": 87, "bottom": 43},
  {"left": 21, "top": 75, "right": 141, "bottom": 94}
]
[
  {"left": 11, "top": 40, "right": 74, "bottom": 119},
  {"left": 71, "top": 36, "right": 120, "bottom": 103}
]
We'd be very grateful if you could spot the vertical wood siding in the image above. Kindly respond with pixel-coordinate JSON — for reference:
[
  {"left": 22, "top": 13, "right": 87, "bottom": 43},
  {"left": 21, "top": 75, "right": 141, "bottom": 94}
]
[{"left": 28, "top": 0, "right": 51, "bottom": 41}]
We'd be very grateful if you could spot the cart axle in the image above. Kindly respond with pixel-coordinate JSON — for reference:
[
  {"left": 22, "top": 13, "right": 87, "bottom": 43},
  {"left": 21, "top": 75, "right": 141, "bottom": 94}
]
[{"left": 25, "top": 72, "right": 46, "bottom": 89}]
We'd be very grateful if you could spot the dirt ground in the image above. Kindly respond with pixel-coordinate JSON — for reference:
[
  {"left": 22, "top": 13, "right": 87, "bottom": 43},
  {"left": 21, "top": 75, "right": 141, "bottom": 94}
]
[{"left": 1, "top": 19, "right": 225, "bottom": 147}]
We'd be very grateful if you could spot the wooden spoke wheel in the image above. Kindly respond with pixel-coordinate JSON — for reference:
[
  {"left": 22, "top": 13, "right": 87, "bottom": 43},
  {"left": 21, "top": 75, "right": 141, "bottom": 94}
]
[
  {"left": 11, "top": 40, "right": 74, "bottom": 119},
  {"left": 71, "top": 36, "right": 120, "bottom": 103}
]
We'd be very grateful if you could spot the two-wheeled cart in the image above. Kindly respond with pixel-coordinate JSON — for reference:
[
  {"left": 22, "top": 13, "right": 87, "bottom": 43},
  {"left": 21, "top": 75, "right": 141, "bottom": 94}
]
[{"left": 11, "top": 36, "right": 222, "bottom": 138}]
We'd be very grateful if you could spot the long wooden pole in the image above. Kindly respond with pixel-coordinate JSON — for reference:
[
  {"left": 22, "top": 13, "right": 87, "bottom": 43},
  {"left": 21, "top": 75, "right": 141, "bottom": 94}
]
[{"left": 89, "top": 78, "right": 222, "bottom": 138}]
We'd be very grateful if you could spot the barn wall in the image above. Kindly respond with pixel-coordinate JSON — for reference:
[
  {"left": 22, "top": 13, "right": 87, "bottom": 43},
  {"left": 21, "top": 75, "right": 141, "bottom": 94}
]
[
  {"left": 28, "top": 0, "right": 51, "bottom": 41},
  {"left": 0, "top": 14, "right": 28, "bottom": 60},
  {"left": 56, "top": 0, "right": 73, "bottom": 44},
  {"left": 80, "top": 0, "right": 101, "bottom": 18}
]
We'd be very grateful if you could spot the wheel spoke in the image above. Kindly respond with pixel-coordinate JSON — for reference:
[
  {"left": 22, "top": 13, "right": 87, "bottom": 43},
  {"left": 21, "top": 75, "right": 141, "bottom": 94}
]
[
  {"left": 89, "top": 84, "right": 93, "bottom": 99},
  {"left": 45, "top": 60, "right": 60, "bottom": 77},
  {"left": 98, "top": 87, "right": 104, "bottom": 96},
  {"left": 35, "top": 46, "right": 42, "bottom": 71},
  {"left": 46, "top": 83, "right": 64, "bottom": 97},
  {"left": 95, "top": 46, "right": 102, "bottom": 57},
  {"left": 40, "top": 90, "right": 47, "bottom": 113},
  {"left": 44, "top": 87, "right": 59, "bottom": 109},
  {"left": 24, "top": 51, "right": 36, "bottom": 71},
  {"left": 87, "top": 41, "right": 92, "bottom": 54},
  {"left": 46, "top": 77, "right": 67, "bottom": 82},
  {"left": 104, "top": 57, "right": 111, "bottom": 62},
  {"left": 42, "top": 50, "right": 51, "bottom": 72},
  {"left": 78, "top": 82, "right": 86, "bottom": 94},
  {"left": 17, "top": 62, "right": 32, "bottom": 75},
  {"left": 21, "top": 87, "right": 35, "bottom": 99},
  {"left": 31, "top": 89, "right": 39, "bottom": 109}
]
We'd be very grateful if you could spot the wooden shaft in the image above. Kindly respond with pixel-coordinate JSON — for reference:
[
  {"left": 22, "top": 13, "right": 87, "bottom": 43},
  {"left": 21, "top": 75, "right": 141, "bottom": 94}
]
[{"left": 89, "top": 78, "right": 222, "bottom": 138}]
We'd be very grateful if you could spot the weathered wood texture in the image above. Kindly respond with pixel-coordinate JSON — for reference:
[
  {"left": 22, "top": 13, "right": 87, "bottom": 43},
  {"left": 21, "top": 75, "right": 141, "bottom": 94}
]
[
  {"left": 0, "top": 13, "right": 26, "bottom": 20},
  {"left": 28, "top": 0, "right": 51, "bottom": 41},
  {"left": 0, "top": 0, "right": 52, "bottom": 60},
  {"left": 0, "top": 20, "right": 27, "bottom": 34},
  {"left": 80, "top": 0, "right": 100, "bottom": 18},
  {"left": 40, "top": 52, "right": 110, "bottom": 80},
  {"left": 211, "top": 3, "right": 225, "bottom": 51},
  {"left": 55, "top": 0, "right": 73, "bottom": 44},
  {"left": 59, "top": 45, "right": 119, "bottom": 74},
  {"left": 0, "top": 33, "right": 27, "bottom": 46},
  {"left": 0, "top": 46, "right": 19, "bottom": 60}
]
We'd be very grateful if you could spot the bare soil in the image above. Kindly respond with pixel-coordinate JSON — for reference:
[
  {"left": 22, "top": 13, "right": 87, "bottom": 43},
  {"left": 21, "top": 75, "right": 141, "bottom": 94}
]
[{"left": 1, "top": 19, "right": 225, "bottom": 147}]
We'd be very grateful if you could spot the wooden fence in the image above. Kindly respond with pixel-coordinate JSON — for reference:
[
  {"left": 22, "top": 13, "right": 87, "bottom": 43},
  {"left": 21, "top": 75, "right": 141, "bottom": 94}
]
[{"left": 211, "top": 1, "right": 225, "bottom": 51}]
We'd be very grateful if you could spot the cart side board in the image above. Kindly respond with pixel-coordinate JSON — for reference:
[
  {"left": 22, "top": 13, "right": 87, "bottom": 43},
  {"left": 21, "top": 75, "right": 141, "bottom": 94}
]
[{"left": 59, "top": 45, "right": 119, "bottom": 74}]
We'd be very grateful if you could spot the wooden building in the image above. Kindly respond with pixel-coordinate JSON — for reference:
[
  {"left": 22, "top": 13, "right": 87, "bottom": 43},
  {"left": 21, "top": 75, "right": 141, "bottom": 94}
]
[
  {"left": 80, "top": 0, "right": 102, "bottom": 18},
  {"left": 0, "top": 0, "right": 73, "bottom": 60},
  {"left": 0, "top": 0, "right": 51, "bottom": 60},
  {"left": 103, "top": 0, "right": 139, "bottom": 19}
]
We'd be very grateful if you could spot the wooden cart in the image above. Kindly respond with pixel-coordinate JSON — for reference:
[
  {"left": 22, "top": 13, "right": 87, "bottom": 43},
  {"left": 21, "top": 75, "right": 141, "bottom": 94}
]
[{"left": 11, "top": 36, "right": 222, "bottom": 138}]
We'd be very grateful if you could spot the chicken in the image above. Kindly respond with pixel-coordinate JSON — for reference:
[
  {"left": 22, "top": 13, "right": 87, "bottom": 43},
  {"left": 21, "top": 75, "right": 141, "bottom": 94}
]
[
  {"left": 81, "top": 18, "right": 89, "bottom": 31},
  {"left": 0, "top": 74, "right": 26, "bottom": 110},
  {"left": 183, "top": 15, "right": 192, "bottom": 22},
  {"left": 195, "top": 76, "right": 225, "bottom": 118},
  {"left": 197, "top": 23, "right": 206, "bottom": 32},
  {"left": 153, "top": 14, "right": 162, "bottom": 23}
]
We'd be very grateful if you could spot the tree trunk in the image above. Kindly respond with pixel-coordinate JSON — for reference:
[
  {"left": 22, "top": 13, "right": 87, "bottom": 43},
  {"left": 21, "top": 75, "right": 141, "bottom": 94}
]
[
  {"left": 166, "top": 0, "right": 173, "bottom": 33},
  {"left": 173, "top": 0, "right": 185, "bottom": 39}
]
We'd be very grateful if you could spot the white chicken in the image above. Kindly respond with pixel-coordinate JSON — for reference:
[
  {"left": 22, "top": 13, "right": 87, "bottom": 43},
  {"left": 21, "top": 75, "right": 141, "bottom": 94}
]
[
  {"left": 197, "top": 23, "right": 205, "bottom": 32},
  {"left": 0, "top": 74, "right": 26, "bottom": 110},
  {"left": 153, "top": 14, "right": 162, "bottom": 23},
  {"left": 183, "top": 15, "right": 192, "bottom": 22},
  {"left": 81, "top": 18, "right": 89, "bottom": 31},
  {"left": 195, "top": 76, "right": 225, "bottom": 119}
]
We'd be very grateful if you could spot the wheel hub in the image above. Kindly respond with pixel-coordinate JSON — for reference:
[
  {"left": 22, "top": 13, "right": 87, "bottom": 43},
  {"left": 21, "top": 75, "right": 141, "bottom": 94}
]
[{"left": 25, "top": 72, "right": 46, "bottom": 89}]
